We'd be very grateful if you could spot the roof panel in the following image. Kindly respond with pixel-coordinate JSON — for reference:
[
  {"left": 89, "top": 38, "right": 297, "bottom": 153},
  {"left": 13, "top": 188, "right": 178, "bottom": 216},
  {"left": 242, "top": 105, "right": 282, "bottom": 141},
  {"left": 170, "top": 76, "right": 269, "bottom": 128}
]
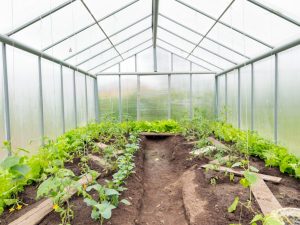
[{"left": 156, "top": 40, "right": 188, "bottom": 59}]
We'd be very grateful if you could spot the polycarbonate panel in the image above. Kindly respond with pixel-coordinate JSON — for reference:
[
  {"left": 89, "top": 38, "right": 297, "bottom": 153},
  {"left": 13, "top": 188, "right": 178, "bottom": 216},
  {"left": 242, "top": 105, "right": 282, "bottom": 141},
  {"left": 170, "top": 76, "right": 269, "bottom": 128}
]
[
  {"left": 0, "top": 44, "right": 6, "bottom": 158},
  {"left": 121, "top": 40, "right": 152, "bottom": 60},
  {"left": 278, "top": 46, "right": 300, "bottom": 157},
  {"left": 41, "top": 59, "right": 63, "bottom": 139},
  {"left": 90, "top": 56, "right": 122, "bottom": 74},
  {"left": 98, "top": 0, "right": 151, "bottom": 36},
  {"left": 121, "top": 75, "right": 137, "bottom": 121},
  {"left": 110, "top": 16, "right": 152, "bottom": 44},
  {"left": 45, "top": 24, "right": 106, "bottom": 60},
  {"left": 6, "top": 47, "right": 41, "bottom": 153},
  {"left": 172, "top": 54, "right": 190, "bottom": 71},
  {"left": 188, "top": 54, "right": 221, "bottom": 72},
  {"left": 0, "top": 0, "right": 66, "bottom": 33},
  {"left": 157, "top": 48, "right": 171, "bottom": 72},
  {"left": 257, "top": 0, "right": 300, "bottom": 22},
  {"left": 11, "top": 1, "right": 94, "bottom": 50},
  {"left": 253, "top": 56, "right": 275, "bottom": 141},
  {"left": 193, "top": 47, "right": 235, "bottom": 69},
  {"left": 192, "top": 71, "right": 215, "bottom": 119},
  {"left": 240, "top": 65, "right": 252, "bottom": 131},
  {"left": 120, "top": 57, "right": 135, "bottom": 72},
  {"left": 86, "top": 77, "right": 96, "bottom": 123},
  {"left": 98, "top": 75, "right": 119, "bottom": 120},
  {"left": 226, "top": 71, "right": 238, "bottom": 127},
  {"left": 217, "top": 75, "right": 226, "bottom": 120},
  {"left": 157, "top": 28, "right": 195, "bottom": 53},
  {"left": 221, "top": 0, "right": 300, "bottom": 46},
  {"left": 208, "top": 23, "right": 270, "bottom": 57},
  {"left": 160, "top": 0, "right": 214, "bottom": 35},
  {"left": 171, "top": 75, "right": 190, "bottom": 120},
  {"left": 75, "top": 73, "right": 87, "bottom": 126},
  {"left": 137, "top": 48, "right": 153, "bottom": 72},
  {"left": 115, "top": 29, "right": 152, "bottom": 53},
  {"left": 62, "top": 67, "right": 76, "bottom": 131},
  {"left": 157, "top": 40, "right": 188, "bottom": 59},
  {"left": 140, "top": 76, "right": 168, "bottom": 121}
]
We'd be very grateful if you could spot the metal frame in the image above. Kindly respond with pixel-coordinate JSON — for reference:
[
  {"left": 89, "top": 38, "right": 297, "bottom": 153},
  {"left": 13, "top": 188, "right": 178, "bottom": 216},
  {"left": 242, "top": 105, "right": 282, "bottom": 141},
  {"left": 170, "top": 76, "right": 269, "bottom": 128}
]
[
  {"left": 84, "top": 75, "right": 89, "bottom": 124},
  {"left": 118, "top": 64, "right": 122, "bottom": 122},
  {"left": 274, "top": 53, "right": 278, "bottom": 143},
  {"left": 97, "top": 71, "right": 215, "bottom": 76},
  {"left": 152, "top": 0, "right": 159, "bottom": 72},
  {"left": 60, "top": 65, "right": 66, "bottom": 133},
  {"left": 94, "top": 77, "right": 100, "bottom": 123},
  {"left": 189, "top": 62, "right": 193, "bottom": 119},
  {"left": 237, "top": 68, "right": 241, "bottom": 128},
  {"left": 186, "top": 0, "right": 235, "bottom": 58},
  {"left": 175, "top": 0, "right": 274, "bottom": 49},
  {"left": 37, "top": 57, "right": 45, "bottom": 145},
  {"left": 73, "top": 71, "right": 78, "bottom": 128},
  {"left": 250, "top": 63, "right": 254, "bottom": 131}
]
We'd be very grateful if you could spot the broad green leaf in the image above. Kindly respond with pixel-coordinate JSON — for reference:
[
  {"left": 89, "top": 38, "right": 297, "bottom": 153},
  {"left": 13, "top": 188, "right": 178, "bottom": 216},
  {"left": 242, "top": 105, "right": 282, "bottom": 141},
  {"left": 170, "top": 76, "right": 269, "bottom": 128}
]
[
  {"left": 3, "top": 199, "right": 18, "bottom": 206},
  {"left": 251, "top": 214, "right": 264, "bottom": 223},
  {"left": 239, "top": 178, "right": 249, "bottom": 188},
  {"left": 11, "top": 165, "right": 31, "bottom": 176},
  {"left": 0, "top": 156, "right": 20, "bottom": 170},
  {"left": 105, "top": 188, "right": 119, "bottom": 196},
  {"left": 249, "top": 166, "right": 259, "bottom": 173},
  {"left": 120, "top": 199, "right": 131, "bottom": 205},
  {"left": 231, "top": 162, "right": 242, "bottom": 168},
  {"left": 91, "top": 208, "right": 100, "bottom": 220},
  {"left": 263, "top": 215, "right": 284, "bottom": 225},
  {"left": 244, "top": 171, "right": 258, "bottom": 186},
  {"left": 84, "top": 198, "right": 98, "bottom": 207},
  {"left": 228, "top": 197, "right": 239, "bottom": 213}
]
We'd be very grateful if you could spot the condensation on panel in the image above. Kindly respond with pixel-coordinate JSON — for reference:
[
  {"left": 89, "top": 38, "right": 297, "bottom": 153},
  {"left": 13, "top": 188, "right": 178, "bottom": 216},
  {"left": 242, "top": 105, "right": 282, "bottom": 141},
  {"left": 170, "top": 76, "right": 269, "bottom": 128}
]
[
  {"left": 41, "top": 59, "right": 63, "bottom": 139},
  {"left": 140, "top": 75, "right": 168, "bottom": 121},
  {"left": 240, "top": 65, "right": 252, "bottom": 131},
  {"left": 86, "top": 77, "right": 96, "bottom": 123},
  {"left": 192, "top": 74, "right": 215, "bottom": 119},
  {"left": 75, "top": 72, "right": 87, "bottom": 127},
  {"left": 157, "top": 47, "right": 171, "bottom": 72},
  {"left": 217, "top": 75, "right": 226, "bottom": 120},
  {"left": 253, "top": 56, "right": 275, "bottom": 141},
  {"left": 278, "top": 46, "right": 300, "bottom": 157},
  {"left": 227, "top": 70, "right": 238, "bottom": 127},
  {"left": 98, "top": 75, "right": 119, "bottom": 121},
  {"left": 171, "top": 75, "right": 190, "bottom": 120},
  {"left": 121, "top": 75, "right": 137, "bottom": 121},
  {"left": 62, "top": 67, "right": 76, "bottom": 131},
  {"left": 6, "top": 46, "right": 41, "bottom": 154}
]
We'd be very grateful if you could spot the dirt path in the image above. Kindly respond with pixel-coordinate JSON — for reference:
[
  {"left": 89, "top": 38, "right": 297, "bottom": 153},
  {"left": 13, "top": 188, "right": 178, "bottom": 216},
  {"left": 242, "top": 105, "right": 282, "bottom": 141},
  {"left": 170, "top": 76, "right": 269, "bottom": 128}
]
[{"left": 136, "top": 137, "right": 188, "bottom": 225}]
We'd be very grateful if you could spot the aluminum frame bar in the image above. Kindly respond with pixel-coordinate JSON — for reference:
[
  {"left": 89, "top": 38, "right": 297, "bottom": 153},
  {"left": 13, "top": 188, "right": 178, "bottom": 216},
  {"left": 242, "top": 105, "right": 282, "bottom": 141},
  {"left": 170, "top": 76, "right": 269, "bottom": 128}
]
[
  {"left": 42, "top": 0, "right": 140, "bottom": 51},
  {"left": 216, "top": 36, "right": 300, "bottom": 76},
  {"left": 97, "top": 71, "right": 215, "bottom": 75},
  {"left": 6, "top": 0, "right": 76, "bottom": 36},
  {"left": 64, "top": 14, "right": 151, "bottom": 61},
  {"left": 80, "top": 0, "right": 123, "bottom": 59},
  {"left": 38, "top": 57, "right": 45, "bottom": 145},
  {"left": 175, "top": 0, "right": 274, "bottom": 49},
  {"left": 247, "top": 0, "right": 300, "bottom": 27},
  {"left": 159, "top": 13, "right": 250, "bottom": 59},
  {"left": 187, "top": 0, "right": 235, "bottom": 58},
  {"left": 0, "top": 33, "right": 95, "bottom": 78},
  {"left": 158, "top": 25, "right": 237, "bottom": 65}
]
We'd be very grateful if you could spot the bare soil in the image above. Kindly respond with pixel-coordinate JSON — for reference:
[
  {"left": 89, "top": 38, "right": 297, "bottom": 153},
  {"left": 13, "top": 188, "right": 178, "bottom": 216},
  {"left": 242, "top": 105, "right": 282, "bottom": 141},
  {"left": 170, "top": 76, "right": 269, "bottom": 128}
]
[{"left": 1, "top": 136, "right": 299, "bottom": 225}]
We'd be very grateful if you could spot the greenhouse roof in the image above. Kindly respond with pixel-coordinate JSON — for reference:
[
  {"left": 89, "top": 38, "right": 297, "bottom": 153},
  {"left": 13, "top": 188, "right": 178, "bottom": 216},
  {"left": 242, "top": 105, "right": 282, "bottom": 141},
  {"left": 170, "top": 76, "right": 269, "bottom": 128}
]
[{"left": 1, "top": 0, "right": 300, "bottom": 75}]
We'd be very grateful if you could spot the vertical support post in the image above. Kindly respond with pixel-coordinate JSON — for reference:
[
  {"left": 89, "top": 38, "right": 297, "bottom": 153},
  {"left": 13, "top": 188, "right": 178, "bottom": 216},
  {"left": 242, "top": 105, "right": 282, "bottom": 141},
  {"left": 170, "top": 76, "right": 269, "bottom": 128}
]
[
  {"left": 189, "top": 62, "right": 193, "bottom": 120},
  {"left": 94, "top": 77, "right": 100, "bottom": 123},
  {"left": 238, "top": 68, "right": 241, "bottom": 128},
  {"left": 214, "top": 75, "right": 218, "bottom": 120},
  {"left": 118, "top": 63, "right": 122, "bottom": 122},
  {"left": 73, "top": 70, "right": 78, "bottom": 128},
  {"left": 168, "top": 74, "right": 171, "bottom": 120},
  {"left": 251, "top": 63, "right": 254, "bottom": 131},
  {"left": 225, "top": 73, "right": 228, "bottom": 122},
  {"left": 1, "top": 43, "right": 11, "bottom": 154},
  {"left": 153, "top": 47, "right": 157, "bottom": 72},
  {"left": 37, "top": 57, "right": 45, "bottom": 145},
  {"left": 84, "top": 75, "right": 88, "bottom": 124},
  {"left": 274, "top": 54, "right": 278, "bottom": 143},
  {"left": 137, "top": 75, "right": 140, "bottom": 121},
  {"left": 60, "top": 65, "right": 65, "bottom": 133}
]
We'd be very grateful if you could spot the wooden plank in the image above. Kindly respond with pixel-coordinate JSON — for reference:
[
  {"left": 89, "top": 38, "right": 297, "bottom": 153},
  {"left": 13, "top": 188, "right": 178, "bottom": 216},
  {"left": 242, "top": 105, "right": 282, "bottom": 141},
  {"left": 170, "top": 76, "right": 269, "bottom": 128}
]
[
  {"left": 207, "top": 137, "right": 230, "bottom": 151},
  {"left": 251, "top": 177, "right": 282, "bottom": 215},
  {"left": 201, "top": 165, "right": 282, "bottom": 184},
  {"left": 9, "top": 174, "right": 96, "bottom": 225},
  {"left": 88, "top": 154, "right": 111, "bottom": 170},
  {"left": 96, "top": 142, "right": 108, "bottom": 150},
  {"left": 140, "top": 132, "right": 178, "bottom": 136}
]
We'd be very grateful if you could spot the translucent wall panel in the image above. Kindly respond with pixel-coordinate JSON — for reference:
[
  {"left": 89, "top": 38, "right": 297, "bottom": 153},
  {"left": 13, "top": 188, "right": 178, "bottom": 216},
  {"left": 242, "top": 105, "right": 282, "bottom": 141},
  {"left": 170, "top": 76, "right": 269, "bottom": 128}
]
[
  {"left": 137, "top": 48, "right": 153, "bottom": 72},
  {"left": 253, "top": 56, "right": 275, "bottom": 141},
  {"left": 41, "top": 59, "right": 63, "bottom": 139},
  {"left": 240, "top": 65, "right": 252, "bottom": 130},
  {"left": 75, "top": 73, "right": 87, "bottom": 127},
  {"left": 192, "top": 73, "right": 215, "bottom": 119},
  {"left": 120, "top": 57, "right": 135, "bottom": 72},
  {"left": 7, "top": 47, "right": 41, "bottom": 153},
  {"left": 278, "top": 46, "right": 300, "bottom": 157},
  {"left": 86, "top": 77, "right": 96, "bottom": 123},
  {"left": 157, "top": 48, "right": 171, "bottom": 72},
  {"left": 217, "top": 75, "right": 226, "bottom": 120},
  {"left": 121, "top": 76, "right": 137, "bottom": 121},
  {"left": 0, "top": 44, "right": 6, "bottom": 158},
  {"left": 227, "top": 71, "right": 238, "bottom": 127},
  {"left": 62, "top": 67, "right": 76, "bottom": 131},
  {"left": 98, "top": 75, "right": 119, "bottom": 121},
  {"left": 140, "top": 76, "right": 168, "bottom": 121},
  {"left": 171, "top": 75, "right": 190, "bottom": 120}
]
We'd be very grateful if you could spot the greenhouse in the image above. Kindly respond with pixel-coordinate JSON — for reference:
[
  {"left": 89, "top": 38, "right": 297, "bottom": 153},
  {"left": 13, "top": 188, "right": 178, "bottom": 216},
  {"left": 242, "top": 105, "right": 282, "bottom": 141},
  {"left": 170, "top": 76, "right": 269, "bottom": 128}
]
[{"left": 0, "top": 0, "right": 300, "bottom": 224}]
